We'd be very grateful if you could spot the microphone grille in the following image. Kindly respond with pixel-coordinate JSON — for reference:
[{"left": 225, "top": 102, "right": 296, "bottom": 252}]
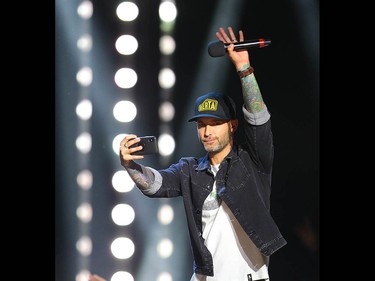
[{"left": 208, "top": 40, "right": 226, "bottom": 57}]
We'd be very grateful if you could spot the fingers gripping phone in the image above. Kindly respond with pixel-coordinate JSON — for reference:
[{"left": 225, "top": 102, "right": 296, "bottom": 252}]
[{"left": 129, "top": 136, "right": 159, "bottom": 155}]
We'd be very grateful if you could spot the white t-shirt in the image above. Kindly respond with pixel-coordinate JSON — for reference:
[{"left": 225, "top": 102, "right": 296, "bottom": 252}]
[{"left": 190, "top": 164, "right": 270, "bottom": 281}]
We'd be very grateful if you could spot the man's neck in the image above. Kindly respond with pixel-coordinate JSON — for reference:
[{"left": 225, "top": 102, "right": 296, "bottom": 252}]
[{"left": 209, "top": 144, "right": 232, "bottom": 165}]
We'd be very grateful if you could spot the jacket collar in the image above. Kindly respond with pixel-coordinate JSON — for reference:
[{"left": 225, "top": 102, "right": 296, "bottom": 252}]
[{"left": 195, "top": 145, "right": 239, "bottom": 171}]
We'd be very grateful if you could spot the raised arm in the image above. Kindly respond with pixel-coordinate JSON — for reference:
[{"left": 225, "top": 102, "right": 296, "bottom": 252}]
[{"left": 216, "top": 26, "right": 265, "bottom": 114}]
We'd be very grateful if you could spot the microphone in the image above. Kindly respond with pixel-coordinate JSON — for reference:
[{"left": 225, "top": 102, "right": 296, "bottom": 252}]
[{"left": 208, "top": 39, "right": 271, "bottom": 57}]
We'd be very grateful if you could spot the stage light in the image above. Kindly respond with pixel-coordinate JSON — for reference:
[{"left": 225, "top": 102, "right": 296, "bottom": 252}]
[
  {"left": 111, "top": 237, "right": 135, "bottom": 259},
  {"left": 116, "top": 1, "right": 139, "bottom": 22},
  {"left": 76, "top": 99, "right": 93, "bottom": 120},
  {"left": 116, "top": 35, "right": 138, "bottom": 55},
  {"left": 114, "top": 68, "right": 137, "bottom": 89},
  {"left": 113, "top": 101, "right": 137, "bottom": 122}
]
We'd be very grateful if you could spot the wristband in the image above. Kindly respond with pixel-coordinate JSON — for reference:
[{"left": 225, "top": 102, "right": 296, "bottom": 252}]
[{"left": 237, "top": 66, "right": 254, "bottom": 78}]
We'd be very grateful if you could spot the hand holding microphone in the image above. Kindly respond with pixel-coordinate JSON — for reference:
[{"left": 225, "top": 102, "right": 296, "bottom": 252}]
[
  {"left": 208, "top": 39, "right": 271, "bottom": 57},
  {"left": 209, "top": 26, "right": 271, "bottom": 57}
]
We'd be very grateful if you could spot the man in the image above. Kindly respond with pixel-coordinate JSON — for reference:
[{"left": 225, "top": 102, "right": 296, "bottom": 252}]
[{"left": 119, "top": 26, "right": 286, "bottom": 281}]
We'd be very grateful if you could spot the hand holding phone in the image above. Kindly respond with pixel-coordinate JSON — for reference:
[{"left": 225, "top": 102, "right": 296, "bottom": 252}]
[{"left": 129, "top": 136, "right": 159, "bottom": 155}]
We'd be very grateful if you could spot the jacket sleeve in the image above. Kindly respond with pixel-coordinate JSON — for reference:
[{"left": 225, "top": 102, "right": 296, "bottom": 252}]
[{"left": 242, "top": 104, "right": 274, "bottom": 174}]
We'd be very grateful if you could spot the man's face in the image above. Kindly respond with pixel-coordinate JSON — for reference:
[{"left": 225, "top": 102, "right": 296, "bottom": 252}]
[{"left": 196, "top": 117, "right": 233, "bottom": 153}]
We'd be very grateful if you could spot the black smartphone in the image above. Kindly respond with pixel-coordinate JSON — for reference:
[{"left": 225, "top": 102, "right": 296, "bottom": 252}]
[{"left": 129, "top": 136, "right": 159, "bottom": 155}]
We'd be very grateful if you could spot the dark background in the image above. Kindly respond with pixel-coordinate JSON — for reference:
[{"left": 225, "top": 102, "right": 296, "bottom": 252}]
[{"left": 55, "top": 0, "right": 319, "bottom": 280}]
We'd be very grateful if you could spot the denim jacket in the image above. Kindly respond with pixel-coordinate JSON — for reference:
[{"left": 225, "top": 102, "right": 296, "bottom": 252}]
[{"left": 139, "top": 106, "right": 287, "bottom": 276}]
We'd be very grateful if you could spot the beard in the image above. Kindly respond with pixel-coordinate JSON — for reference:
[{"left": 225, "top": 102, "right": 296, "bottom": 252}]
[{"left": 202, "top": 126, "right": 232, "bottom": 153}]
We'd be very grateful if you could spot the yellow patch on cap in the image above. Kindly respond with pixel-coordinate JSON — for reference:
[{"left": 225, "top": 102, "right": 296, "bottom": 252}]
[{"left": 198, "top": 99, "right": 218, "bottom": 112}]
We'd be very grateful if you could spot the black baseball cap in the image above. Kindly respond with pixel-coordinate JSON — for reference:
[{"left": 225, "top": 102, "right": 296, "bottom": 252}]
[{"left": 188, "top": 92, "right": 237, "bottom": 122}]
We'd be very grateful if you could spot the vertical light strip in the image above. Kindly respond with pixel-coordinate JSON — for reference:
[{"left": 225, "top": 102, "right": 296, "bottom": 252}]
[
  {"left": 109, "top": 1, "right": 140, "bottom": 281},
  {"left": 75, "top": 1, "right": 94, "bottom": 281},
  {"left": 158, "top": 0, "right": 177, "bottom": 165},
  {"left": 158, "top": 2, "right": 177, "bottom": 280}
]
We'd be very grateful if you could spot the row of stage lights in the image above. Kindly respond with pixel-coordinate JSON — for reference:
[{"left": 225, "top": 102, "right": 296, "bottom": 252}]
[{"left": 73, "top": 1, "right": 181, "bottom": 281}]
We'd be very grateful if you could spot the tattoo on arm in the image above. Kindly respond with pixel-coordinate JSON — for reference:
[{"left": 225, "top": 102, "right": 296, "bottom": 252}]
[
  {"left": 240, "top": 64, "right": 265, "bottom": 113},
  {"left": 125, "top": 162, "right": 154, "bottom": 190}
]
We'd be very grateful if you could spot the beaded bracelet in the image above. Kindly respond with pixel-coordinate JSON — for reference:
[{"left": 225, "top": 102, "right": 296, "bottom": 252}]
[{"left": 237, "top": 66, "right": 254, "bottom": 78}]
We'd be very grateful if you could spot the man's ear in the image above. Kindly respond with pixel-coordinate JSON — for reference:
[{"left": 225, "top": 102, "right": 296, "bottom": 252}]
[{"left": 230, "top": 119, "right": 239, "bottom": 132}]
